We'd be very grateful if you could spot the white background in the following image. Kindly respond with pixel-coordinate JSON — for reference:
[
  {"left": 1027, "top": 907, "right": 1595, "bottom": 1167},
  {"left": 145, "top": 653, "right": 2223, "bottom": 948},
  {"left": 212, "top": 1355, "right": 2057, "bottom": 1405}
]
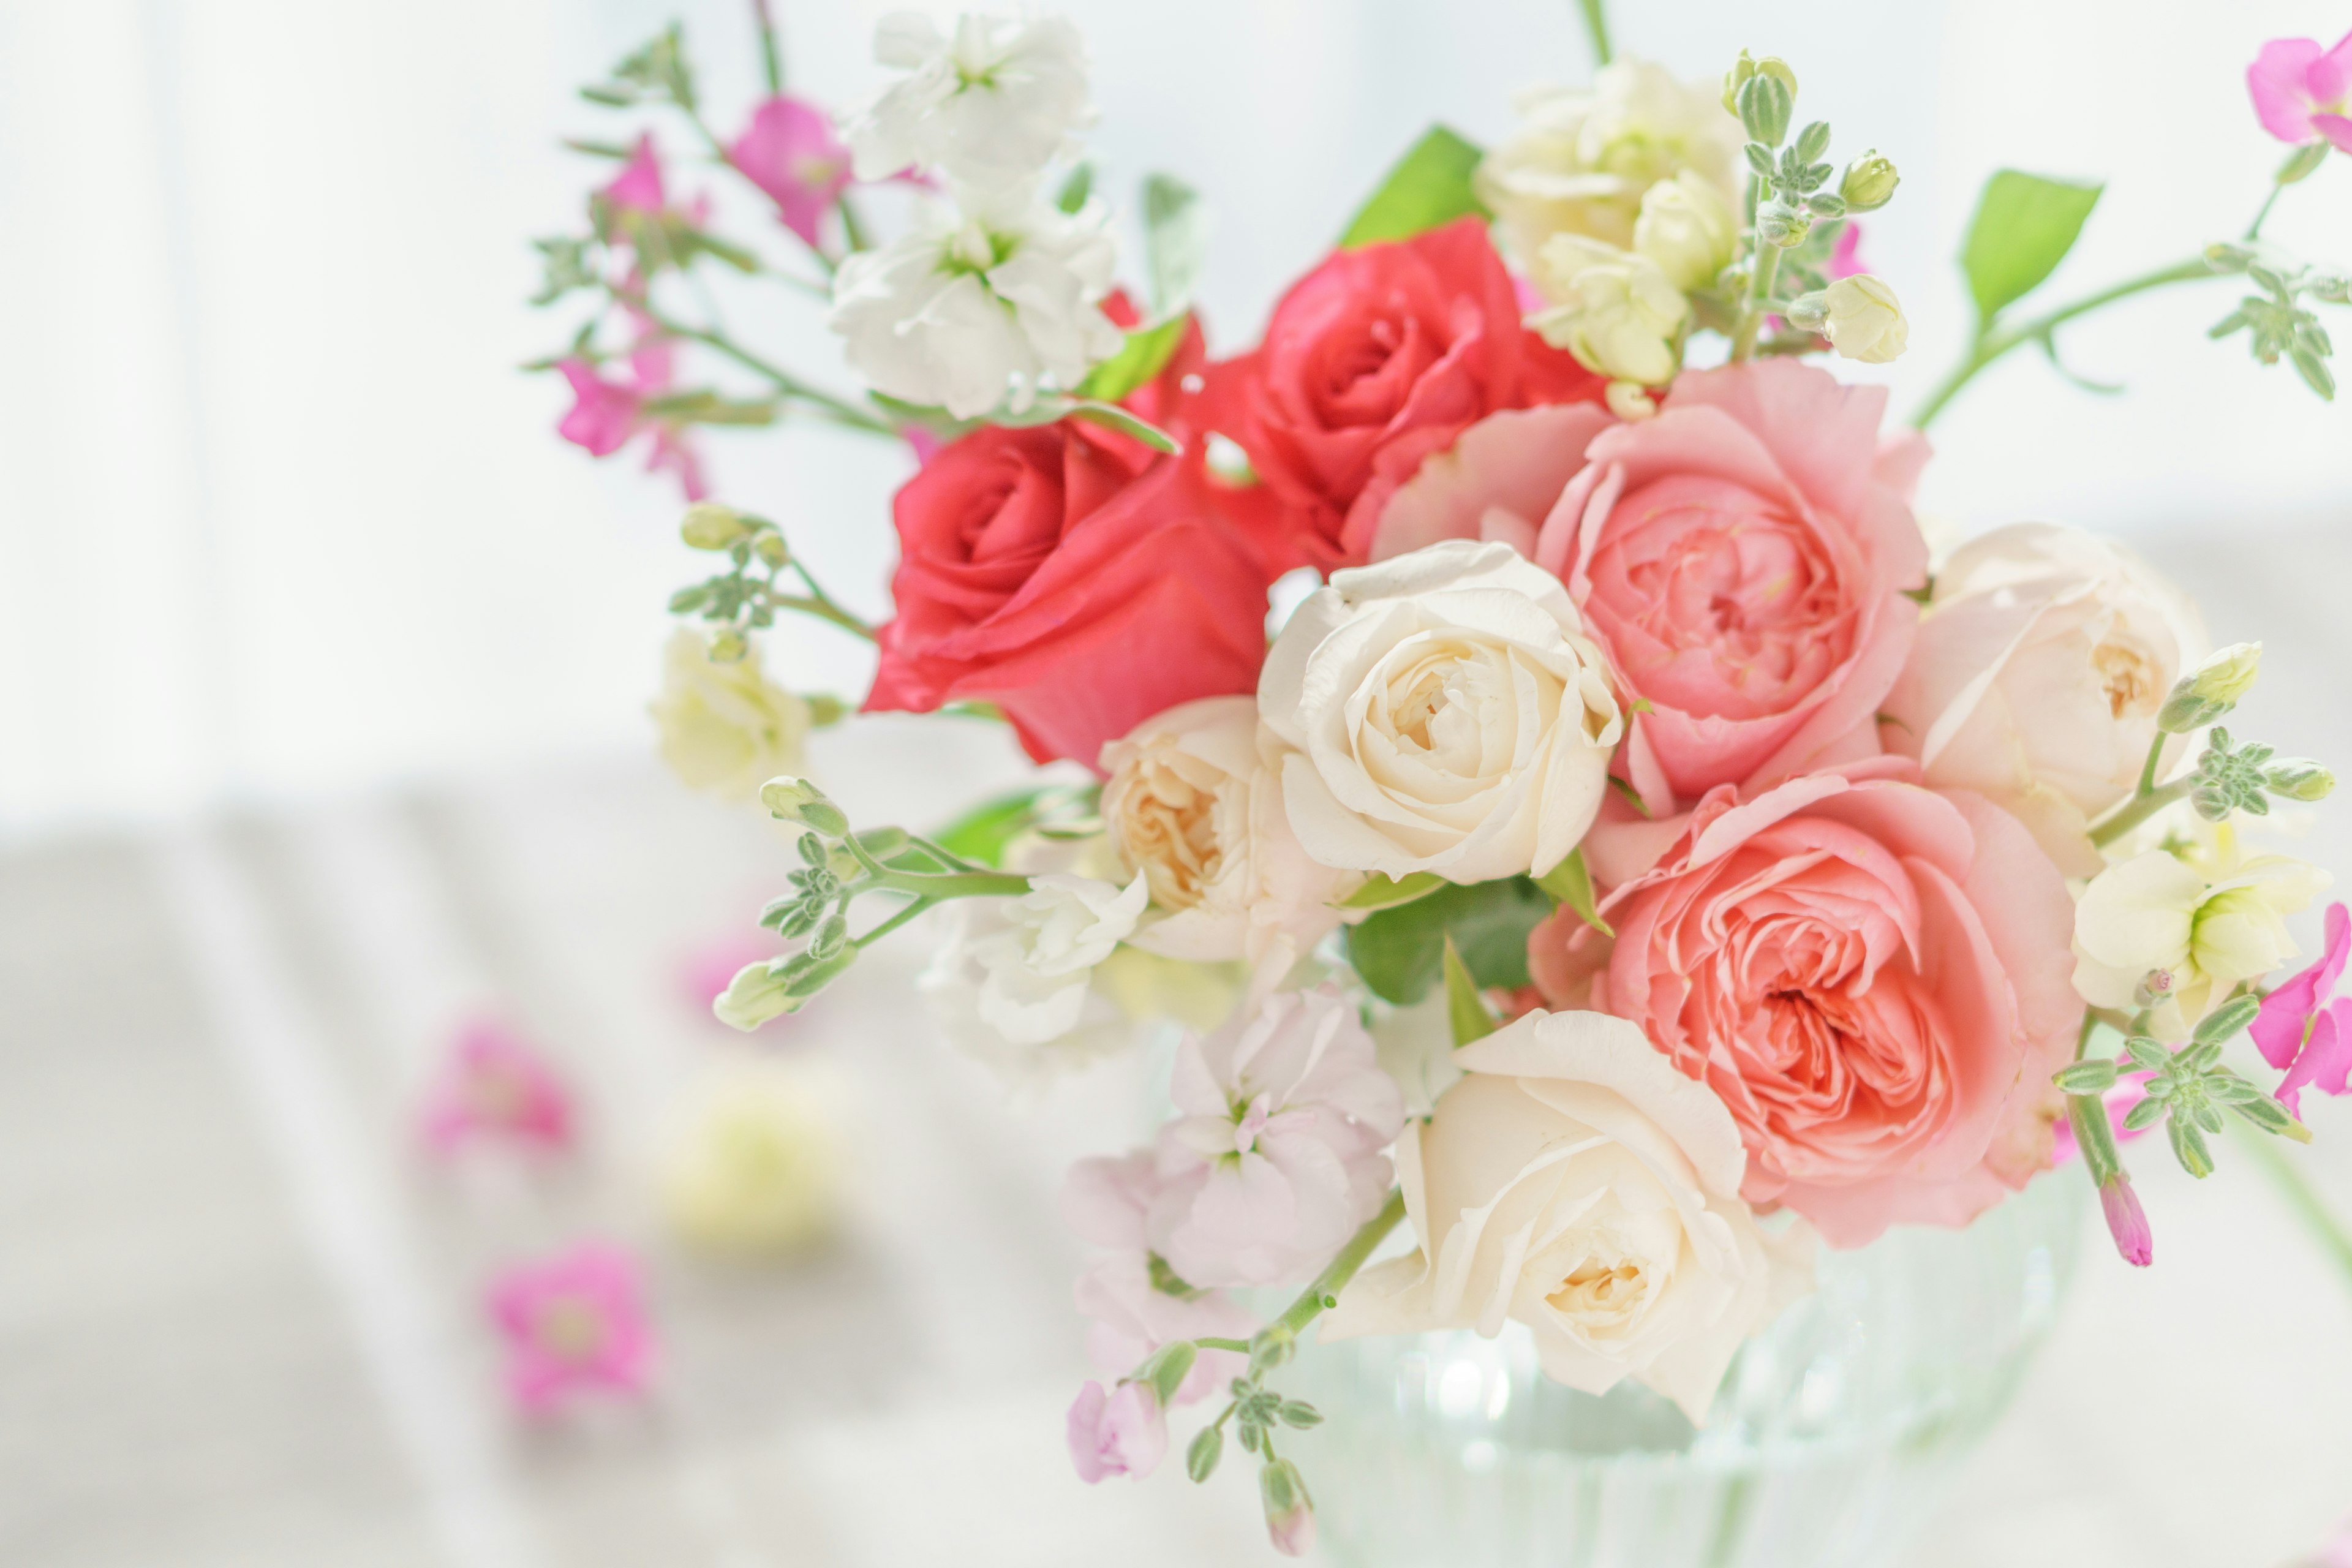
[{"left": 1, "top": 0, "right": 2347, "bottom": 834}]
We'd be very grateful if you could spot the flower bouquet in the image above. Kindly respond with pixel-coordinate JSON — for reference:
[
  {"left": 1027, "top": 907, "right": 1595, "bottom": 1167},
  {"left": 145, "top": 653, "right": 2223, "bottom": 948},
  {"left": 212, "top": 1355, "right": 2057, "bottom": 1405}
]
[{"left": 531, "top": 6, "right": 2352, "bottom": 1560}]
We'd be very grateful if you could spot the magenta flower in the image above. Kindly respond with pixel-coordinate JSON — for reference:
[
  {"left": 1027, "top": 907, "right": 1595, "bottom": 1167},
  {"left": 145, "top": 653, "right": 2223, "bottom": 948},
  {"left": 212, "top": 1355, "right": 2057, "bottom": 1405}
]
[
  {"left": 2098, "top": 1173, "right": 2153, "bottom": 1267},
  {"left": 1065, "top": 1379, "right": 1167, "bottom": 1483},
  {"left": 2248, "top": 31, "right": 2352, "bottom": 153},
  {"left": 554, "top": 326, "right": 708, "bottom": 500},
  {"left": 603, "top": 134, "right": 669, "bottom": 217},
  {"left": 730, "top": 97, "right": 852, "bottom": 249},
  {"left": 418, "top": 1021, "right": 573, "bottom": 1155},
  {"left": 487, "top": 1243, "right": 655, "bottom": 1414},
  {"left": 1830, "top": 221, "right": 1868, "bottom": 280},
  {"left": 2253, "top": 901, "right": 2352, "bottom": 1115}
]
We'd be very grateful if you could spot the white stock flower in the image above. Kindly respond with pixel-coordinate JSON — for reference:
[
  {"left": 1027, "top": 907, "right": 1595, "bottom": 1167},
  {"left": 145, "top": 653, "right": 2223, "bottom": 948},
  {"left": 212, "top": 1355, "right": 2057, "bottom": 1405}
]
[
  {"left": 845, "top": 11, "right": 1093, "bottom": 187},
  {"left": 1477, "top": 59, "right": 1742, "bottom": 263},
  {"left": 1528, "top": 235, "right": 1689, "bottom": 386},
  {"left": 2073, "top": 826, "right": 2331, "bottom": 1037},
  {"left": 1100, "top": 695, "right": 1359, "bottom": 976},
  {"left": 828, "top": 187, "right": 1123, "bottom": 418},
  {"left": 1631, "top": 169, "right": 1738, "bottom": 292},
  {"left": 1324, "top": 1009, "right": 1814, "bottom": 1423},
  {"left": 649, "top": 628, "right": 816, "bottom": 802},
  {"left": 1147, "top": 985, "right": 1406, "bottom": 1288},
  {"left": 919, "top": 871, "right": 1148, "bottom": 1089},
  {"left": 1258, "top": 539, "right": 1624, "bottom": 883},
  {"left": 1820, "top": 274, "right": 1909, "bottom": 363},
  {"left": 1882, "top": 522, "right": 2209, "bottom": 875}
]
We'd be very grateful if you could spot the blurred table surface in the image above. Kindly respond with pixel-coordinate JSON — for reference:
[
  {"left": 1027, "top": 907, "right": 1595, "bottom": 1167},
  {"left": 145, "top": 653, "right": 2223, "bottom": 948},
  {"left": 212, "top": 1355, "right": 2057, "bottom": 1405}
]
[{"left": 4, "top": 526, "right": 2351, "bottom": 1568}]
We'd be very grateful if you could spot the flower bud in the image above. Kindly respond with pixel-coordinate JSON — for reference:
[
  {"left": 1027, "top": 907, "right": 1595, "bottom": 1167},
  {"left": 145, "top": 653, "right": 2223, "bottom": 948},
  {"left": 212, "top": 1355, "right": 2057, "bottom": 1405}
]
[
  {"left": 1839, "top": 151, "right": 1901, "bottom": 213},
  {"left": 1820, "top": 274, "right": 1908, "bottom": 363},
  {"left": 1782, "top": 289, "right": 1830, "bottom": 333},
  {"left": 2099, "top": 1173, "right": 2152, "bottom": 1267},
  {"left": 2133, "top": 968, "right": 2177, "bottom": 1009},
  {"left": 1632, "top": 170, "right": 1738, "bottom": 292},
  {"left": 680, "top": 502, "right": 753, "bottom": 551},
  {"left": 2157, "top": 642, "right": 2261, "bottom": 732},
  {"left": 1721, "top": 50, "right": 1798, "bottom": 115},
  {"left": 2266, "top": 757, "right": 2337, "bottom": 802},
  {"left": 752, "top": 529, "right": 790, "bottom": 568},
  {"left": 1755, "top": 200, "right": 1811, "bottom": 249},
  {"left": 1259, "top": 1458, "right": 1316, "bottom": 1558},
  {"left": 706, "top": 627, "right": 748, "bottom": 663},
  {"left": 1604, "top": 379, "right": 1658, "bottom": 421},
  {"left": 759, "top": 776, "right": 851, "bottom": 836},
  {"left": 714, "top": 960, "right": 793, "bottom": 1031}
]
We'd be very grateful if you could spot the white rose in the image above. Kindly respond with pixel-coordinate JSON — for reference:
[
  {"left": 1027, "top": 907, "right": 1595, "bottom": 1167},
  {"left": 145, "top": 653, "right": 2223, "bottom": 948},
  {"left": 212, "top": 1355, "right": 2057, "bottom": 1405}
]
[
  {"left": 1820, "top": 274, "right": 1909, "bottom": 364},
  {"left": 828, "top": 187, "right": 1123, "bottom": 418},
  {"left": 1476, "top": 59, "right": 1742, "bottom": 262},
  {"left": 1882, "top": 522, "right": 2209, "bottom": 875},
  {"left": 1325, "top": 1009, "right": 1814, "bottom": 1423},
  {"left": 1528, "top": 236, "right": 1688, "bottom": 386},
  {"left": 1258, "top": 540, "right": 1624, "bottom": 883},
  {"left": 1099, "top": 695, "right": 1359, "bottom": 976},
  {"left": 649, "top": 629, "right": 817, "bottom": 802},
  {"left": 1631, "top": 169, "right": 1737, "bottom": 292},
  {"left": 919, "top": 870, "right": 1147, "bottom": 1090},
  {"left": 2073, "top": 830, "right": 2330, "bottom": 1037},
  {"left": 845, "top": 12, "right": 1093, "bottom": 189}
]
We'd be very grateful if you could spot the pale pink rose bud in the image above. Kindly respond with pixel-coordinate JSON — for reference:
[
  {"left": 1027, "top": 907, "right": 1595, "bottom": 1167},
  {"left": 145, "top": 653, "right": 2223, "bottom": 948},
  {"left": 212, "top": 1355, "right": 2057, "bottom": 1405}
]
[
  {"left": 2100, "top": 1174, "right": 2154, "bottom": 1267},
  {"left": 1065, "top": 1379, "right": 1168, "bottom": 1483},
  {"left": 1260, "top": 1458, "right": 1316, "bottom": 1556}
]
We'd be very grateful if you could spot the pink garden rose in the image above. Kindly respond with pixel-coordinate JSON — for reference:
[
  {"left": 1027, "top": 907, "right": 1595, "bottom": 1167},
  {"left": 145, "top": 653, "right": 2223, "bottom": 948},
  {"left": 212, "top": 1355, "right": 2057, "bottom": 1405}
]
[
  {"left": 1375, "top": 360, "right": 1929, "bottom": 810},
  {"left": 1528, "top": 756, "right": 2082, "bottom": 1246},
  {"left": 2248, "top": 30, "right": 2352, "bottom": 153}
]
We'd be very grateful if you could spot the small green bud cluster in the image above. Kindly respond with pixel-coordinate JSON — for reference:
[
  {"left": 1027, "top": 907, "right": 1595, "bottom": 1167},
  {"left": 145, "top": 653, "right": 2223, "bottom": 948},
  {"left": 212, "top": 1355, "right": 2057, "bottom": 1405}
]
[
  {"left": 671, "top": 505, "right": 797, "bottom": 661},
  {"left": 1181, "top": 1321, "right": 1325, "bottom": 1554},
  {"left": 2189, "top": 727, "right": 2335, "bottom": 821},
  {"left": 2054, "top": 994, "right": 2310, "bottom": 1187},
  {"left": 1728, "top": 54, "right": 1887, "bottom": 254},
  {"left": 2205, "top": 244, "right": 2346, "bottom": 401},
  {"left": 2155, "top": 641, "right": 2260, "bottom": 733}
]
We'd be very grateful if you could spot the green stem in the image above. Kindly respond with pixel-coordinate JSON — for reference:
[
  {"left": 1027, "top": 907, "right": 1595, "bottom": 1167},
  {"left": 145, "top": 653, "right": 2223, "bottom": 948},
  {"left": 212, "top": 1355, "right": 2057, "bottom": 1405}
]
[
  {"left": 1574, "top": 0, "right": 1613, "bottom": 66},
  {"left": 638, "top": 305, "right": 894, "bottom": 435},
  {"left": 1911, "top": 257, "right": 2216, "bottom": 429},
  {"left": 751, "top": 0, "right": 782, "bottom": 96},
  {"left": 769, "top": 593, "right": 876, "bottom": 642},
  {"left": 2135, "top": 731, "right": 2167, "bottom": 799},
  {"left": 2245, "top": 182, "right": 2283, "bottom": 243},
  {"left": 854, "top": 895, "right": 931, "bottom": 949},
  {"left": 1733, "top": 242, "right": 1782, "bottom": 362},
  {"left": 1269, "top": 1188, "right": 1409, "bottom": 1341},
  {"left": 1193, "top": 1336, "right": 1252, "bottom": 1354},
  {"left": 872, "top": 867, "right": 1034, "bottom": 900},
  {"left": 2089, "top": 778, "right": 2191, "bottom": 848},
  {"left": 786, "top": 560, "right": 876, "bottom": 640},
  {"left": 2236, "top": 1125, "right": 2352, "bottom": 1298}
]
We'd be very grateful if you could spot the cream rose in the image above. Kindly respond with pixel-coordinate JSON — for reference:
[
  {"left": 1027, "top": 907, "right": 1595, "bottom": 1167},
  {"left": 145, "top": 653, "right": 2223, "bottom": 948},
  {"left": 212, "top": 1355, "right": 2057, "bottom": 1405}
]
[
  {"left": 1324, "top": 1009, "right": 1813, "bottom": 1423},
  {"left": 1882, "top": 522, "right": 2209, "bottom": 875},
  {"left": 650, "top": 629, "right": 825, "bottom": 802},
  {"left": 1257, "top": 540, "right": 1623, "bottom": 883},
  {"left": 1099, "top": 696, "right": 1359, "bottom": 973}
]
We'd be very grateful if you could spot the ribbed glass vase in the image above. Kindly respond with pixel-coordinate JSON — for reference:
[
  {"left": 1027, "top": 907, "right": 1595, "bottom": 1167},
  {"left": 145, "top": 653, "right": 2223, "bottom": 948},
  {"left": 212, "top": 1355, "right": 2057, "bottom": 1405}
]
[{"left": 1290, "top": 1172, "right": 2089, "bottom": 1568}]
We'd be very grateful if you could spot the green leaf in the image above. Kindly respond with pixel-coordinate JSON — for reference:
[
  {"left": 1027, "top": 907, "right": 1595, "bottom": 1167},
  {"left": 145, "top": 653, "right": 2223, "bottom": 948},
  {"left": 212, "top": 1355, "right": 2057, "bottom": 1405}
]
[
  {"left": 1959, "top": 170, "right": 2103, "bottom": 325},
  {"left": 930, "top": 788, "right": 1054, "bottom": 867},
  {"left": 1065, "top": 400, "right": 1182, "bottom": 453},
  {"left": 1346, "top": 877, "right": 1553, "bottom": 1005},
  {"left": 1533, "top": 850, "right": 1611, "bottom": 938},
  {"left": 1055, "top": 162, "right": 1095, "bottom": 214},
  {"left": 1076, "top": 315, "right": 1190, "bottom": 403},
  {"left": 1336, "top": 872, "right": 1447, "bottom": 911},
  {"left": 1140, "top": 173, "right": 1210, "bottom": 317},
  {"left": 1442, "top": 935, "right": 1496, "bottom": 1047},
  {"left": 1339, "top": 125, "right": 1487, "bottom": 250},
  {"left": 2192, "top": 993, "right": 2262, "bottom": 1046}
]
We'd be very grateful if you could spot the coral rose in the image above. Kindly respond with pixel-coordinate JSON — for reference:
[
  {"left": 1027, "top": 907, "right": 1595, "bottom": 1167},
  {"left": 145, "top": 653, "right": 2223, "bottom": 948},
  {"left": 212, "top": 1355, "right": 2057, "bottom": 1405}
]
[
  {"left": 1420, "top": 358, "right": 1924, "bottom": 810},
  {"left": 1200, "top": 217, "right": 1603, "bottom": 571},
  {"left": 864, "top": 415, "right": 1272, "bottom": 768},
  {"left": 1529, "top": 757, "right": 2082, "bottom": 1246}
]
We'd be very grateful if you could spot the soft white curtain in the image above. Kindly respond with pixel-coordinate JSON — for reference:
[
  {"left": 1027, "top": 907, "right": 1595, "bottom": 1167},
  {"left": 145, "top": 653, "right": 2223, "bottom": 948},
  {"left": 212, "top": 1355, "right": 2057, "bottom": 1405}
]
[{"left": 1, "top": 0, "right": 2345, "bottom": 834}]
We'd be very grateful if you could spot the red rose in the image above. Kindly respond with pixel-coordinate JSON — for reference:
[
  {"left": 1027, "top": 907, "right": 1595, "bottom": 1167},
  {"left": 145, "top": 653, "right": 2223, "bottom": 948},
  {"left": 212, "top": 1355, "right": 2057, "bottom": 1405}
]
[
  {"left": 1201, "top": 217, "right": 1603, "bottom": 570},
  {"left": 864, "top": 416, "right": 1272, "bottom": 770}
]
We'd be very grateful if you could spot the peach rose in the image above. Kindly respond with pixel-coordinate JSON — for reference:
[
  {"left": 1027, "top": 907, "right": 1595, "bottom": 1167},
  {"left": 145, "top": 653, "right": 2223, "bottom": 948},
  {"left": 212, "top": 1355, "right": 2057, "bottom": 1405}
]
[
  {"left": 1529, "top": 757, "right": 2082, "bottom": 1246},
  {"left": 1370, "top": 360, "right": 1930, "bottom": 811}
]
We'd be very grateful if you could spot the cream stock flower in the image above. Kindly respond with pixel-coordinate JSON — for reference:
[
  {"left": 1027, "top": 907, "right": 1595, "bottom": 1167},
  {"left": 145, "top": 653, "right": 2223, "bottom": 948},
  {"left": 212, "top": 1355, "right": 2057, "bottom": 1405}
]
[
  {"left": 1324, "top": 1009, "right": 1813, "bottom": 1423},
  {"left": 1631, "top": 170, "right": 1738, "bottom": 292},
  {"left": 2073, "top": 822, "right": 2331, "bottom": 1037},
  {"left": 1100, "top": 696, "right": 1359, "bottom": 976},
  {"left": 1257, "top": 540, "right": 1624, "bottom": 883},
  {"left": 1882, "top": 522, "right": 2209, "bottom": 875},
  {"left": 1820, "top": 274, "right": 1909, "bottom": 364},
  {"left": 828, "top": 186, "right": 1123, "bottom": 418},
  {"left": 658, "top": 1060, "right": 844, "bottom": 1255},
  {"left": 650, "top": 628, "right": 817, "bottom": 802},
  {"left": 1476, "top": 59, "right": 1743, "bottom": 263},
  {"left": 1528, "top": 236, "right": 1689, "bottom": 386},
  {"left": 845, "top": 12, "right": 1093, "bottom": 189}
]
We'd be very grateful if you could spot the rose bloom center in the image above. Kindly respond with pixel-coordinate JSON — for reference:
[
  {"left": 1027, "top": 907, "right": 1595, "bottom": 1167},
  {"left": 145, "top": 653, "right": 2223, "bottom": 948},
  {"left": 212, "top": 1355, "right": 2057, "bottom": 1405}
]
[{"left": 1119, "top": 763, "right": 1226, "bottom": 909}]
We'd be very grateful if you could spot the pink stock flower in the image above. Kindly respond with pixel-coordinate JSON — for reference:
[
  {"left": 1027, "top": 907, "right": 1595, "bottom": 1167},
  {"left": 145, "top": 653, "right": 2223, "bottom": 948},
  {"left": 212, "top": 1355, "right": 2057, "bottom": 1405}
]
[
  {"left": 2099, "top": 1174, "right": 2153, "bottom": 1267},
  {"left": 418, "top": 1021, "right": 573, "bottom": 1155},
  {"left": 1063, "top": 1150, "right": 1254, "bottom": 1404},
  {"left": 603, "top": 134, "right": 669, "bottom": 217},
  {"left": 1065, "top": 1379, "right": 1167, "bottom": 1483},
  {"left": 729, "top": 96, "right": 853, "bottom": 248},
  {"left": 1830, "top": 222, "right": 1868, "bottom": 280},
  {"left": 554, "top": 328, "right": 708, "bottom": 500},
  {"left": 2248, "top": 31, "right": 2352, "bottom": 153},
  {"left": 1144, "top": 986, "right": 1406, "bottom": 1289},
  {"left": 487, "top": 1243, "right": 655, "bottom": 1413},
  {"left": 2253, "top": 901, "right": 2352, "bottom": 1116}
]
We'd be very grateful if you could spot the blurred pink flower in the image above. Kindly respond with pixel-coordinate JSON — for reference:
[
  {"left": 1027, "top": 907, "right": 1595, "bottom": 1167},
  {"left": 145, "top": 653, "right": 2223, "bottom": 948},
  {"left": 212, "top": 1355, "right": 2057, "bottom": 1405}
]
[
  {"left": 487, "top": 1243, "right": 654, "bottom": 1414},
  {"left": 729, "top": 96, "right": 852, "bottom": 248},
  {"left": 1065, "top": 1379, "right": 1166, "bottom": 1483},
  {"left": 418, "top": 1021, "right": 573, "bottom": 1155},
  {"left": 554, "top": 324, "right": 707, "bottom": 500},
  {"left": 2248, "top": 31, "right": 2352, "bottom": 153},
  {"left": 2255, "top": 901, "right": 2352, "bottom": 1116},
  {"left": 603, "top": 134, "right": 669, "bottom": 217},
  {"left": 1830, "top": 221, "right": 1868, "bottom": 279}
]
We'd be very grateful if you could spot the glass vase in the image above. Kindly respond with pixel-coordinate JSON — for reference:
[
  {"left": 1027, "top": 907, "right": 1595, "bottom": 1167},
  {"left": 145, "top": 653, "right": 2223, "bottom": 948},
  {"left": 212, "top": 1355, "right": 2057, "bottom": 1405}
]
[{"left": 1290, "top": 1171, "right": 2090, "bottom": 1568}]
